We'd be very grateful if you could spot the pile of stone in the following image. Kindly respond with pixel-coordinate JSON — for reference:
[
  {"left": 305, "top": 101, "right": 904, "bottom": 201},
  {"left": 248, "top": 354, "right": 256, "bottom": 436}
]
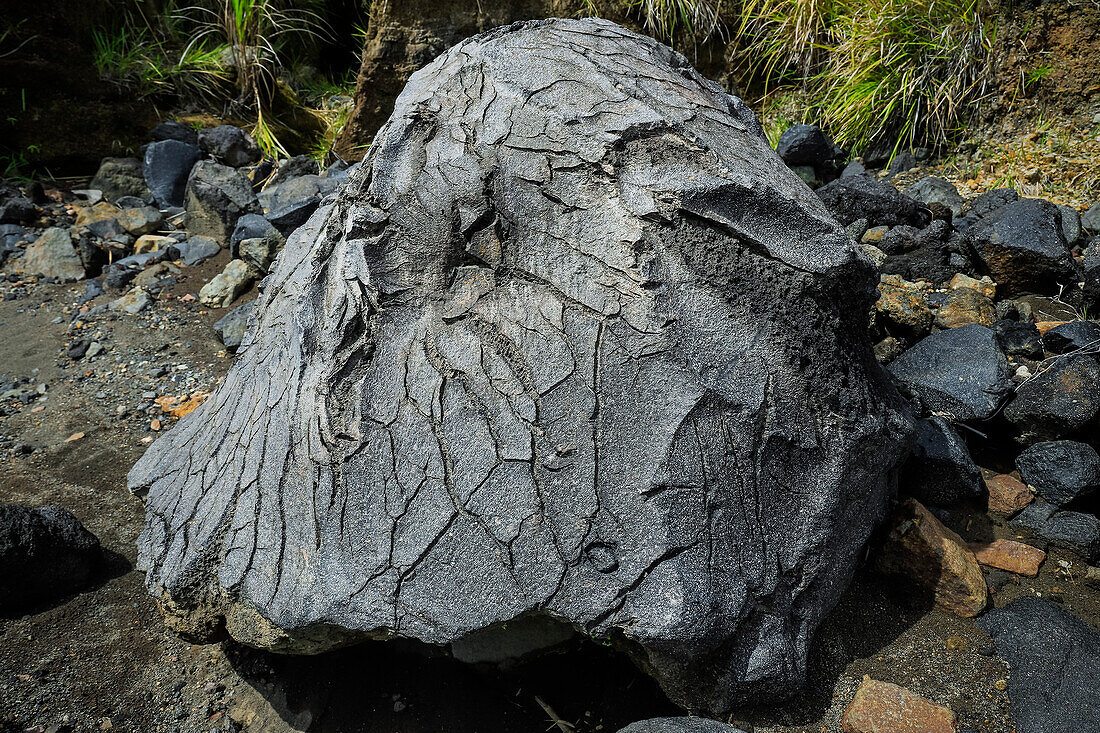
[{"left": 0, "top": 121, "right": 351, "bottom": 350}]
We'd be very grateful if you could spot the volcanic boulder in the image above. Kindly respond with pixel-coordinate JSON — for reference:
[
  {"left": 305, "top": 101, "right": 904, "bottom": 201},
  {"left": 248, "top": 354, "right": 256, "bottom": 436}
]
[{"left": 128, "top": 18, "right": 911, "bottom": 714}]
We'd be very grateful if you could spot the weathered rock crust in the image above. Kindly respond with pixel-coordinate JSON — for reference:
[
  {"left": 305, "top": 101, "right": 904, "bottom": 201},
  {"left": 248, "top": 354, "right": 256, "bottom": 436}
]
[{"left": 129, "top": 18, "right": 911, "bottom": 713}]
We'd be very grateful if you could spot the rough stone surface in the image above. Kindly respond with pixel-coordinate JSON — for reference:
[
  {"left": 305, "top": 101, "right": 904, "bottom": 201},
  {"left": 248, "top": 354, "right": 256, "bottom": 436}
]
[
  {"left": 899, "top": 417, "right": 982, "bottom": 507},
  {"left": 198, "top": 259, "right": 257, "bottom": 308},
  {"left": 985, "top": 474, "right": 1033, "bottom": 515},
  {"left": 198, "top": 125, "right": 262, "bottom": 168},
  {"left": 1043, "top": 320, "right": 1100, "bottom": 354},
  {"left": 617, "top": 719, "right": 745, "bottom": 733},
  {"left": 993, "top": 319, "right": 1044, "bottom": 360},
  {"left": 875, "top": 498, "right": 988, "bottom": 617},
  {"left": 969, "top": 539, "right": 1045, "bottom": 576},
  {"left": 888, "top": 324, "right": 1010, "bottom": 421},
  {"left": 176, "top": 235, "right": 221, "bottom": 266},
  {"left": 1003, "top": 355, "right": 1100, "bottom": 443},
  {"left": 184, "top": 161, "right": 262, "bottom": 246},
  {"left": 1016, "top": 440, "right": 1100, "bottom": 508},
  {"left": 212, "top": 300, "right": 256, "bottom": 353},
  {"left": 875, "top": 275, "right": 933, "bottom": 338},
  {"left": 841, "top": 679, "right": 956, "bottom": 733},
  {"left": 20, "top": 227, "right": 85, "bottom": 281},
  {"left": 230, "top": 213, "right": 285, "bottom": 258},
  {"left": 965, "top": 198, "right": 1078, "bottom": 296},
  {"left": 1010, "top": 502, "right": 1100, "bottom": 562},
  {"left": 0, "top": 504, "right": 102, "bottom": 613},
  {"left": 151, "top": 121, "right": 199, "bottom": 145},
  {"left": 904, "top": 177, "right": 965, "bottom": 219},
  {"left": 90, "top": 157, "right": 152, "bottom": 203},
  {"left": 816, "top": 175, "right": 930, "bottom": 228},
  {"left": 127, "top": 19, "right": 912, "bottom": 713},
  {"left": 258, "top": 174, "right": 340, "bottom": 213},
  {"left": 270, "top": 155, "right": 320, "bottom": 186},
  {"left": 978, "top": 597, "right": 1100, "bottom": 733},
  {"left": 109, "top": 286, "right": 154, "bottom": 314},
  {"left": 934, "top": 287, "right": 995, "bottom": 329},
  {"left": 143, "top": 139, "right": 202, "bottom": 209}
]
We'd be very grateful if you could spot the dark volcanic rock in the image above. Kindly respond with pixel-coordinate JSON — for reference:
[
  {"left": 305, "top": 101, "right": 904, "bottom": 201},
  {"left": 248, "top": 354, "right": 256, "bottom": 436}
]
[
  {"left": 198, "top": 125, "right": 263, "bottom": 168},
  {"left": 994, "top": 319, "right": 1044, "bottom": 359},
  {"left": 258, "top": 174, "right": 341, "bottom": 213},
  {"left": 887, "top": 324, "right": 1011, "bottom": 421},
  {"left": 617, "top": 719, "right": 745, "bottom": 733},
  {"left": 1016, "top": 440, "right": 1100, "bottom": 508},
  {"left": 899, "top": 417, "right": 982, "bottom": 507},
  {"left": 90, "top": 157, "right": 152, "bottom": 204},
  {"left": 184, "top": 161, "right": 262, "bottom": 246},
  {"left": 270, "top": 154, "right": 320, "bottom": 186},
  {"left": 143, "top": 139, "right": 202, "bottom": 209},
  {"left": 965, "top": 199, "right": 1078, "bottom": 296},
  {"left": 1010, "top": 502, "right": 1100, "bottom": 561},
  {"left": 1004, "top": 355, "right": 1100, "bottom": 443},
  {"left": 127, "top": 18, "right": 912, "bottom": 714},
  {"left": 212, "top": 300, "right": 256, "bottom": 353},
  {"left": 0, "top": 504, "right": 101, "bottom": 613},
  {"left": 816, "top": 175, "right": 929, "bottom": 228},
  {"left": 978, "top": 597, "right": 1100, "bottom": 733},
  {"left": 1043, "top": 320, "right": 1100, "bottom": 354},
  {"left": 776, "top": 124, "right": 843, "bottom": 167},
  {"left": 151, "top": 121, "right": 199, "bottom": 145},
  {"left": 230, "top": 213, "right": 285, "bottom": 259},
  {"left": 904, "top": 177, "right": 965, "bottom": 219}
]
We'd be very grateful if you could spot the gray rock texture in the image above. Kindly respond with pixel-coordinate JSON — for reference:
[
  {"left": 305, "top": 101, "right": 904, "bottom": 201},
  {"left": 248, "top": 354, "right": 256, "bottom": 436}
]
[
  {"left": 184, "top": 161, "right": 262, "bottom": 246},
  {"left": 90, "top": 157, "right": 152, "bottom": 204},
  {"left": 978, "top": 597, "right": 1100, "bottom": 732},
  {"left": 965, "top": 198, "right": 1078, "bottom": 296},
  {"left": 1004, "top": 355, "right": 1100, "bottom": 443},
  {"left": 617, "top": 718, "right": 746, "bottom": 733},
  {"left": 887, "top": 324, "right": 1011, "bottom": 421},
  {"left": 899, "top": 417, "right": 982, "bottom": 507},
  {"left": 128, "top": 18, "right": 911, "bottom": 714},
  {"left": 20, "top": 227, "right": 85, "bottom": 281},
  {"left": 1016, "top": 440, "right": 1100, "bottom": 508},
  {"left": 143, "top": 139, "right": 202, "bottom": 209}
]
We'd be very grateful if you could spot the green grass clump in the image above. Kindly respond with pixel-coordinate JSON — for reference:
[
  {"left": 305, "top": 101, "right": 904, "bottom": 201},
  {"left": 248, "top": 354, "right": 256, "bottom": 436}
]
[{"left": 738, "top": 0, "right": 996, "bottom": 154}]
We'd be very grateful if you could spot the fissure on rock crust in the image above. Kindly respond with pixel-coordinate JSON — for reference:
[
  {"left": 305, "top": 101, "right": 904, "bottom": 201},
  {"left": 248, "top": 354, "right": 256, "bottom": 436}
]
[{"left": 128, "top": 17, "right": 911, "bottom": 714}]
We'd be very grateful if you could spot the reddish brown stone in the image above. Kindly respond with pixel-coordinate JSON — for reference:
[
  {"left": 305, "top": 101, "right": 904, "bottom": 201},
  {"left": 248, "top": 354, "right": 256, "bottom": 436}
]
[
  {"left": 969, "top": 539, "right": 1046, "bottom": 576},
  {"left": 842, "top": 679, "right": 957, "bottom": 733},
  {"left": 986, "top": 474, "right": 1033, "bottom": 515},
  {"left": 876, "top": 498, "right": 988, "bottom": 618}
]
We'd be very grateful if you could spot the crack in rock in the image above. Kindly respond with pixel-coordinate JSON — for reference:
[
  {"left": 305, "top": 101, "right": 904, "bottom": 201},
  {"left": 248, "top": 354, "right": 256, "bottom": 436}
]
[{"left": 128, "top": 17, "right": 913, "bottom": 714}]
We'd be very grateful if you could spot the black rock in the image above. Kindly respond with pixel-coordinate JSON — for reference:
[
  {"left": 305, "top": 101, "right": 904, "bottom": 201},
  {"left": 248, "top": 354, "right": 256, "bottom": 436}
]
[
  {"left": 1010, "top": 502, "right": 1100, "bottom": 561},
  {"left": 183, "top": 160, "right": 262, "bottom": 246},
  {"left": 114, "top": 195, "right": 150, "bottom": 209},
  {"left": 965, "top": 199, "right": 1078, "bottom": 296},
  {"left": 127, "top": 18, "right": 913, "bottom": 715},
  {"left": 198, "top": 125, "right": 262, "bottom": 168},
  {"left": 143, "top": 140, "right": 202, "bottom": 209},
  {"left": 0, "top": 196, "right": 35, "bottom": 224},
  {"left": 887, "top": 324, "right": 1011, "bottom": 421},
  {"left": 77, "top": 235, "right": 109, "bottom": 278},
  {"left": 904, "top": 177, "right": 965, "bottom": 219},
  {"left": 1083, "top": 239, "right": 1100, "bottom": 311},
  {"left": 270, "top": 155, "right": 320, "bottom": 186},
  {"left": 1043, "top": 320, "right": 1100, "bottom": 354},
  {"left": 887, "top": 151, "right": 917, "bottom": 177},
  {"left": 816, "top": 175, "right": 930, "bottom": 228},
  {"left": 1016, "top": 440, "right": 1100, "bottom": 508},
  {"left": 1004, "top": 355, "right": 1100, "bottom": 443},
  {"left": 67, "top": 339, "right": 90, "bottom": 360},
  {"left": 617, "top": 719, "right": 745, "bottom": 733},
  {"left": 266, "top": 196, "right": 320, "bottom": 236},
  {"left": 970, "top": 188, "right": 1019, "bottom": 219},
  {"left": 0, "top": 504, "right": 101, "bottom": 613},
  {"left": 899, "top": 417, "right": 982, "bottom": 507},
  {"left": 212, "top": 300, "right": 256, "bottom": 353},
  {"left": 258, "top": 174, "right": 341, "bottom": 213},
  {"left": 839, "top": 160, "right": 866, "bottom": 178},
  {"left": 103, "top": 263, "right": 139, "bottom": 291},
  {"left": 81, "top": 279, "right": 106, "bottom": 303},
  {"left": 775, "top": 124, "right": 845, "bottom": 179},
  {"left": 150, "top": 121, "right": 199, "bottom": 146},
  {"left": 90, "top": 157, "right": 152, "bottom": 204},
  {"left": 978, "top": 597, "right": 1100, "bottom": 733},
  {"left": 993, "top": 319, "right": 1044, "bottom": 359},
  {"left": 1082, "top": 202, "right": 1100, "bottom": 235},
  {"left": 230, "top": 213, "right": 285, "bottom": 258},
  {"left": 1058, "top": 204, "right": 1083, "bottom": 247}
]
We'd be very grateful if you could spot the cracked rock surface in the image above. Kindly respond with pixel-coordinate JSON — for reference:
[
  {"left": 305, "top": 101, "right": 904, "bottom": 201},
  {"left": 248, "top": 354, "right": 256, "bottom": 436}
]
[{"left": 128, "top": 18, "right": 911, "bottom": 714}]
